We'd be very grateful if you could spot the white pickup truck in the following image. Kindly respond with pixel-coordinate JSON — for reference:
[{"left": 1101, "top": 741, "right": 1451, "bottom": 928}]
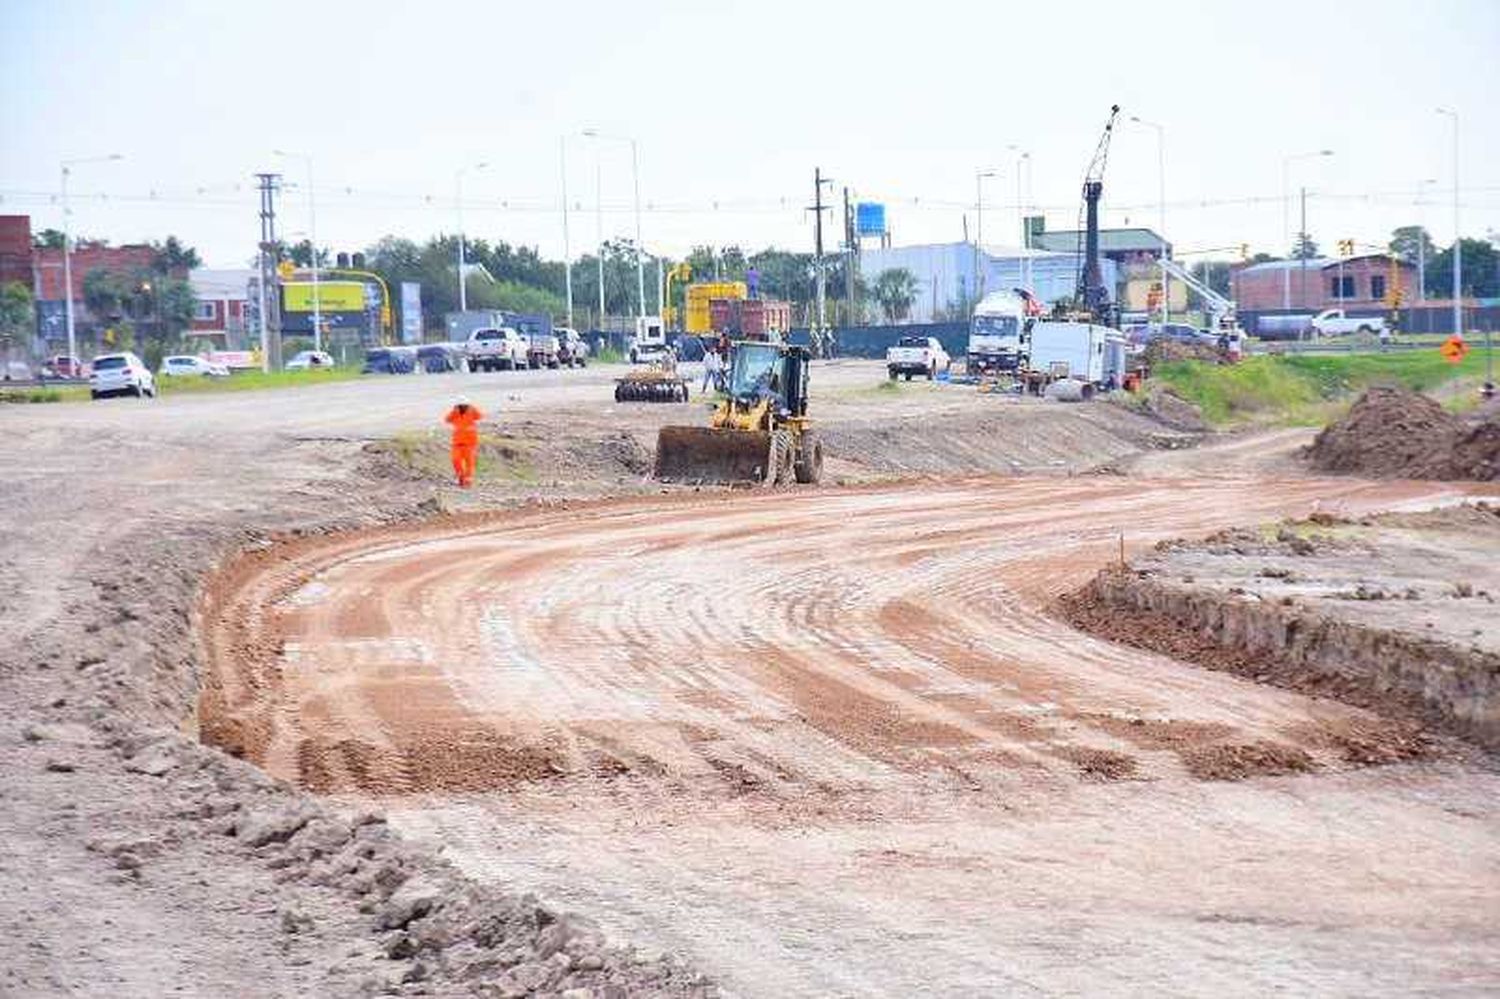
[
  {"left": 465, "top": 327, "right": 528, "bottom": 371},
  {"left": 1310, "top": 309, "right": 1387, "bottom": 337},
  {"left": 886, "top": 335, "right": 951, "bottom": 381}
]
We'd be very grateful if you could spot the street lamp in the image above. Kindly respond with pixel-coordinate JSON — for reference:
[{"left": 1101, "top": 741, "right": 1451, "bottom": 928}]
[
  {"left": 1280, "top": 149, "right": 1334, "bottom": 309},
  {"left": 454, "top": 161, "right": 489, "bottom": 313},
  {"left": 582, "top": 129, "right": 646, "bottom": 323},
  {"left": 1415, "top": 178, "right": 1437, "bottom": 304},
  {"left": 60, "top": 153, "right": 123, "bottom": 367},
  {"left": 558, "top": 138, "right": 573, "bottom": 328},
  {"left": 974, "top": 169, "right": 997, "bottom": 301},
  {"left": 1011, "top": 148, "right": 1032, "bottom": 291},
  {"left": 1435, "top": 109, "right": 1463, "bottom": 338},
  {"left": 273, "top": 150, "right": 321, "bottom": 352},
  {"left": 1130, "top": 116, "right": 1168, "bottom": 325}
]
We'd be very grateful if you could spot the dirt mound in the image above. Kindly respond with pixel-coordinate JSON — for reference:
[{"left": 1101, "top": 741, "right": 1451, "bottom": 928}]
[
  {"left": 1306, "top": 385, "right": 1499, "bottom": 480},
  {"left": 1142, "top": 339, "right": 1222, "bottom": 366}
]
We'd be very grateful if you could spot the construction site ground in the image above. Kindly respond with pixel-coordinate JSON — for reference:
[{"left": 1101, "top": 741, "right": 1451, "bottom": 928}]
[{"left": 5, "top": 359, "right": 1499, "bottom": 997}]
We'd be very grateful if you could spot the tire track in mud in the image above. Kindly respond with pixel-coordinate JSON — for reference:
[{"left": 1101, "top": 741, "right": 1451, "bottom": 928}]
[{"left": 198, "top": 474, "right": 1477, "bottom": 797}]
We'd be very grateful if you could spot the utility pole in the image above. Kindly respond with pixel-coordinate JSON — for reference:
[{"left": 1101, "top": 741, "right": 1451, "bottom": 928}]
[
  {"left": 594, "top": 157, "right": 604, "bottom": 327},
  {"left": 843, "top": 186, "right": 856, "bottom": 326},
  {"left": 560, "top": 138, "right": 573, "bottom": 327},
  {"left": 255, "top": 173, "right": 282, "bottom": 372},
  {"left": 1299, "top": 185, "right": 1308, "bottom": 318},
  {"left": 810, "top": 168, "right": 832, "bottom": 331}
]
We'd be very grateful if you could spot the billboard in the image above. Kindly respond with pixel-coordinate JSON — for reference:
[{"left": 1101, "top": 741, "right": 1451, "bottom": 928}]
[
  {"left": 400, "top": 282, "right": 422, "bottom": 344},
  {"left": 282, "top": 281, "right": 368, "bottom": 313},
  {"left": 856, "top": 202, "right": 887, "bottom": 237}
]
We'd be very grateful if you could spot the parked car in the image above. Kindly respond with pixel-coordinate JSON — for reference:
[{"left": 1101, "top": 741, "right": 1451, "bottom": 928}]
[
  {"left": 555, "top": 327, "right": 590, "bottom": 367},
  {"left": 159, "top": 354, "right": 230, "bottom": 378},
  {"left": 417, "top": 343, "right": 464, "bottom": 373},
  {"left": 1310, "top": 309, "right": 1387, "bottom": 337},
  {"left": 465, "top": 327, "right": 528, "bottom": 371},
  {"left": 90, "top": 352, "right": 156, "bottom": 398},
  {"left": 285, "top": 349, "right": 336, "bottom": 370},
  {"left": 886, "top": 335, "right": 951, "bottom": 380},
  {"left": 1127, "top": 322, "right": 1216, "bottom": 347},
  {"left": 525, "top": 329, "right": 561, "bottom": 369},
  {"left": 361, "top": 347, "right": 417, "bottom": 374},
  {"left": 3, "top": 360, "right": 34, "bottom": 381},
  {"left": 42, "top": 354, "right": 88, "bottom": 379}
]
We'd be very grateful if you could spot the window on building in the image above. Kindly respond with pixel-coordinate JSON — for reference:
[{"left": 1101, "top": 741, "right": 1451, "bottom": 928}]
[
  {"left": 1370, "top": 274, "right": 1386, "bottom": 301},
  {"left": 194, "top": 300, "right": 217, "bottom": 321},
  {"left": 1329, "top": 276, "right": 1355, "bottom": 299}
]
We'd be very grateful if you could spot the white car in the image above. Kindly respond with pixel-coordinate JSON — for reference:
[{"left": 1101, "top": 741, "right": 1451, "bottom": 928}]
[
  {"left": 285, "top": 349, "right": 336, "bottom": 370},
  {"left": 886, "top": 335, "right": 951, "bottom": 380},
  {"left": 465, "top": 327, "right": 529, "bottom": 372},
  {"left": 159, "top": 355, "right": 229, "bottom": 378},
  {"left": 90, "top": 352, "right": 156, "bottom": 399},
  {"left": 1309, "top": 309, "right": 1387, "bottom": 338}
]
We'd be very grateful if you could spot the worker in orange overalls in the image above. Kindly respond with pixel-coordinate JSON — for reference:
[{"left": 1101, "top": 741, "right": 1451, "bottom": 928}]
[{"left": 444, "top": 395, "right": 483, "bottom": 488}]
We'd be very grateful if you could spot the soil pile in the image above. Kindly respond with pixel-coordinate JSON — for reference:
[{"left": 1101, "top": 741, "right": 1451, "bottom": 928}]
[
  {"left": 1306, "top": 385, "right": 1500, "bottom": 480},
  {"left": 1142, "top": 339, "right": 1222, "bottom": 366}
]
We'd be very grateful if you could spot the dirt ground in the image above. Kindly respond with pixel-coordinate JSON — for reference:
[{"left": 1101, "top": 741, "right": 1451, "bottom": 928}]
[{"left": 5, "top": 358, "right": 1500, "bottom": 997}]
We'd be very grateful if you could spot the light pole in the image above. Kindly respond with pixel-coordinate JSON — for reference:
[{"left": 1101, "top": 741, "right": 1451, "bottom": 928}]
[
  {"left": 559, "top": 138, "right": 573, "bottom": 328},
  {"left": 274, "top": 150, "right": 321, "bottom": 352},
  {"left": 1281, "top": 150, "right": 1334, "bottom": 310},
  {"left": 1436, "top": 108, "right": 1463, "bottom": 341},
  {"left": 1012, "top": 148, "right": 1031, "bottom": 291},
  {"left": 974, "top": 169, "right": 997, "bottom": 301},
  {"left": 583, "top": 130, "right": 646, "bottom": 323},
  {"left": 1131, "top": 116, "right": 1168, "bottom": 325},
  {"left": 60, "top": 153, "right": 123, "bottom": 366},
  {"left": 1416, "top": 178, "right": 1437, "bottom": 305},
  {"left": 454, "top": 161, "right": 488, "bottom": 313}
]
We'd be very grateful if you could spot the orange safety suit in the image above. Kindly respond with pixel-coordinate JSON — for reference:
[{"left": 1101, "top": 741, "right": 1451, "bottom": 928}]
[{"left": 444, "top": 404, "right": 483, "bottom": 487}]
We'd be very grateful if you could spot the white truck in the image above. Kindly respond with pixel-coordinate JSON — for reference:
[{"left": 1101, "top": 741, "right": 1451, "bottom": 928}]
[
  {"left": 886, "top": 335, "right": 951, "bottom": 380},
  {"left": 627, "top": 316, "right": 670, "bottom": 364},
  {"left": 465, "top": 326, "right": 528, "bottom": 371},
  {"left": 1023, "top": 321, "right": 1128, "bottom": 392},
  {"left": 1310, "top": 309, "right": 1387, "bottom": 337},
  {"left": 967, "top": 290, "right": 1028, "bottom": 374},
  {"left": 554, "top": 327, "right": 590, "bottom": 367}
]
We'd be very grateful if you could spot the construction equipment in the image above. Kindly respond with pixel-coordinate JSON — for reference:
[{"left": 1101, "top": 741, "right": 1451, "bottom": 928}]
[
  {"left": 1072, "top": 105, "right": 1121, "bottom": 327},
  {"left": 655, "top": 340, "right": 822, "bottom": 485},
  {"left": 614, "top": 353, "right": 689, "bottom": 402}
]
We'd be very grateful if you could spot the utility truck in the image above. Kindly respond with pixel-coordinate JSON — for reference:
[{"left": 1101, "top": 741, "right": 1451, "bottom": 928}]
[
  {"left": 627, "top": 316, "right": 670, "bottom": 364},
  {"left": 966, "top": 289, "right": 1031, "bottom": 374}
]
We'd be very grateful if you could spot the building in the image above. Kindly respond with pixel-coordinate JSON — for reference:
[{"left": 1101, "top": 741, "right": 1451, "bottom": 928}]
[
  {"left": 858, "top": 242, "right": 1118, "bottom": 324},
  {"left": 188, "top": 268, "right": 254, "bottom": 348},
  {"left": 1230, "top": 255, "right": 1415, "bottom": 314},
  {"left": 0, "top": 215, "right": 32, "bottom": 288},
  {"left": 1030, "top": 226, "right": 1184, "bottom": 314},
  {"left": 33, "top": 242, "right": 163, "bottom": 302}
]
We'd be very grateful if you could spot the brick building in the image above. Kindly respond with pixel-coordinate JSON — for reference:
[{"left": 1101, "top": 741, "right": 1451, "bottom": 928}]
[
  {"left": 1231, "top": 254, "right": 1415, "bottom": 313},
  {"left": 0, "top": 215, "right": 32, "bottom": 288},
  {"left": 33, "top": 242, "right": 162, "bottom": 301}
]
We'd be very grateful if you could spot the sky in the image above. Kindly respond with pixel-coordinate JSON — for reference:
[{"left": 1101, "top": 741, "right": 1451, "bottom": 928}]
[{"left": 3, "top": 0, "right": 1498, "bottom": 269}]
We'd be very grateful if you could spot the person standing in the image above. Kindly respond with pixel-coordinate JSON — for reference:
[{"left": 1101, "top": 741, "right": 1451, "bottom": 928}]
[
  {"left": 701, "top": 344, "right": 721, "bottom": 395},
  {"left": 444, "top": 395, "right": 483, "bottom": 488}
]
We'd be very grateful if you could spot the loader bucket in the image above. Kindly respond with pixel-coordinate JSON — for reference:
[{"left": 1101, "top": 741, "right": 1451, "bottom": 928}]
[{"left": 655, "top": 426, "right": 773, "bottom": 484}]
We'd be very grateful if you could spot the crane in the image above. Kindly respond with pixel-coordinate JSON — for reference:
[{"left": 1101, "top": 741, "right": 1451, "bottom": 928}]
[
  {"left": 1073, "top": 105, "right": 1121, "bottom": 326},
  {"left": 1157, "top": 257, "right": 1240, "bottom": 332}
]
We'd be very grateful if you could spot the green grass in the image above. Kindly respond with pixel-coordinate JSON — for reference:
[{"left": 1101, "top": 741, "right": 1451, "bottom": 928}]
[
  {"left": 157, "top": 367, "right": 362, "bottom": 395},
  {"left": 0, "top": 387, "right": 67, "bottom": 403},
  {"left": 1153, "top": 348, "right": 1495, "bottom": 427},
  {"left": 594, "top": 347, "right": 626, "bottom": 365}
]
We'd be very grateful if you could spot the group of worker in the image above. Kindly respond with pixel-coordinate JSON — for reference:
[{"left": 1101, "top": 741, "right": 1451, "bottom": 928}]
[{"left": 700, "top": 332, "right": 732, "bottom": 394}]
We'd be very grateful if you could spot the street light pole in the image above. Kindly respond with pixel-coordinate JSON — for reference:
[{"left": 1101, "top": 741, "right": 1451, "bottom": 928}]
[
  {"left": 1131, "top": 117, "right": 1167, "bottom": 325},
  {"left": 559, "top": 138, "right": 573, "bottom": 328},
  {"left": 1436, "top": 108, "right": 1463, "bottom": 341},
  {"left": 1416, "top": 178, "right": 1437, "bottom": 306},
  {"left": 454, "top": 161, "right": 488, "bottom": 313},
  {"left": 275, "top": 150, "right": 321, "bottom": 352},
  {"left": 974, "top": 169, "right": 996, "bottom": 301},
  {"left": 59, "top": 153, "right": 122, "bottom": 366},
  {"left": 1281, "top": 149, "right": 1334, "bottom": 311}
]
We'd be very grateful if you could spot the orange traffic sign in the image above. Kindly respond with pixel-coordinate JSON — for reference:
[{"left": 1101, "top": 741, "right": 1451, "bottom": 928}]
[{"left": 1440, "top": 334, "right": 1469, "bottom": 364}]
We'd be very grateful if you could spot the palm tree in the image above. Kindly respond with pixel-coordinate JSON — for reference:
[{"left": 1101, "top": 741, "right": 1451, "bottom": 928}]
[{"left": 873, "top": 268, "right": 919, "bottom": 322}]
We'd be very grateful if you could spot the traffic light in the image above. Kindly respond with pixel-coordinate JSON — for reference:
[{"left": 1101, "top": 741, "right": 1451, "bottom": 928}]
[
  {"left": 1239, "top": 243, "right": 1250, "bottom": 260},
  {"left": 1337, "top": 238, "right": 1355, "bottom": 257},
  {"left": 351, "top": 253, "right": 366, "bottom": 269}
]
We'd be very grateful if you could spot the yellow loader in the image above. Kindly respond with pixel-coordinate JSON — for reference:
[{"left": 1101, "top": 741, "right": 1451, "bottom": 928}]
[{"left": 655, "top": 341, "right": 823, "bottom": 485}]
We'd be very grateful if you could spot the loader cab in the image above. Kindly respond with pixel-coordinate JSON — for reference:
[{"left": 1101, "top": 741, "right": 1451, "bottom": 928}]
[{"left": 726, "top": 341, "right": 810, "bottom": 418}]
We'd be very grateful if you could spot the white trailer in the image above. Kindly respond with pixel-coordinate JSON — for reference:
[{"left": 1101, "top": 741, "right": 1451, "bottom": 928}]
[{"left": 1021, "top": 321, "right": 1127, "bottom": 397}]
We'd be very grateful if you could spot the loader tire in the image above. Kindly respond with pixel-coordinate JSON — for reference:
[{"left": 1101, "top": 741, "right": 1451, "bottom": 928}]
[
  {"left": 766, "top": 430, "right": 794, "bottom": 487},
  {"left": 793, "top": 431, "right": 823, "bottom": 484}
]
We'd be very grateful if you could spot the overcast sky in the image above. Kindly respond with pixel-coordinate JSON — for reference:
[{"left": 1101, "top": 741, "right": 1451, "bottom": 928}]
[{"left": 3, "top": 0, "right": 1497, "bottom": 268}]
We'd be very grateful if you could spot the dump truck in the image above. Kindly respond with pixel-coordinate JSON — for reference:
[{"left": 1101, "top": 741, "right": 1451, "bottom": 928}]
[{"left": 655, "top": 340, "right": 822, "bottom": 485}]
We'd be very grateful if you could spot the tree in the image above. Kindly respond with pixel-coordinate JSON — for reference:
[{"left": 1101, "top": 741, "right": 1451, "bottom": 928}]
[
  {"left": 872, "top": 268, "right": 919, "bottom": 322},
  {"left": 286, "top": 239, "right": 329, "bottom": 268},
  {"left": 1425, "top": 238, "right": 1500, "bottom": 299},
  {"left": 32, "top": 229, "right": 67, "bottom": 250},
  {"left": 83, "top": 268, "right": 130, "bottom": 319},
  {"left": 1248, "top": 252, "right": 1279, "bottom": 265},
  {"left": 1388, "top": 225, "right": 1436, "bottom": 267},
  {"left": 151, "top": 236, "right": 201, "bottom": 272},
  {"left": 0, "top": 281, "right": 34, "bottom": 358},
  {"left": 1291, "top": 233, "right": 1319, "bottom": 260}
]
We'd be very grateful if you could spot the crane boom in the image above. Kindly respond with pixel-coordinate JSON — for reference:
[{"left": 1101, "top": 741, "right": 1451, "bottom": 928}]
[
  {"left": 1157, "top": 257, "right": 1239, "bottom": 328},
  {"left": 1074, "top": 105, "right": 1121, "bottom": 324}
]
